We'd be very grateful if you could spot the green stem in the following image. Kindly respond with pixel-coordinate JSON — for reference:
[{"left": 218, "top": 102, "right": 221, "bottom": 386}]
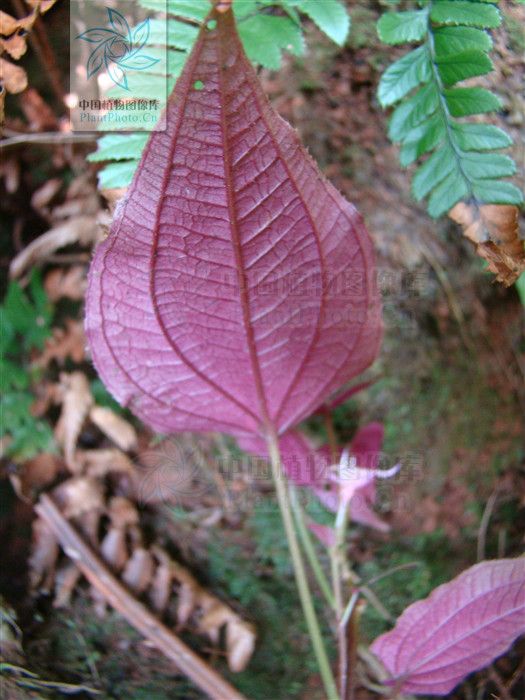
[
  {"left": 289, "top": 486, "right": 335, "bottom": 608},
  {"left": 331, "top": 499, "right": 351, "bottom": 700},
  {"left": 266, "top": 430, "right": 339, "bottom": 700},
  {"left": 330, "top": 502, "right": 346, "bottom": 624}
]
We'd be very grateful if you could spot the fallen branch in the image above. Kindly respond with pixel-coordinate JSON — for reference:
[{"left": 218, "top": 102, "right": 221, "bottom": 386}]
[
  {"left": 35, "top": 494, "right": 249, "bottom": 700},
  {"left": 0, "top": 132, "right": 97, "bottom": 150}
]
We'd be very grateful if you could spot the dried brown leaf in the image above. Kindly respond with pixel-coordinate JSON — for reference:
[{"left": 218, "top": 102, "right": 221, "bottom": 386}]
[
  {"left": 50, "top": 175, "right": 100, "bottom": 220},
  {"left": 449, "top": 203, "right": 525, "bottom": 286},
  {"left": 41, "top": 0, "right": 59, "bottom": 12},
  {"left": 0, "top": 10, "right": 22, "bottom": 34},
  {"left": 37, "top": 320, "right": 86, "bottom": 367},
  {"left": 149, "top": 562, "right": 172, "bottom": 614},
  {"left": 0, "top": 58, "right": 27, "bottom": 93},
  {"left": 89, "top": 406, "right": 138, "bottom": 452},
  {"left": 9, "top": 453, "right": 61, "bottom": 500},
  {"left": 19, "top": 88, "right": 58, "bottom": 131},
  {"left": 201, "top": 600, "right": 256, "bottom": 671},
  {"left": 0, "top": 158, "right": 20, "bottom": 194},
  {"left": 25, "top": 0, "right": 58, "bottom": 13},
  {"left": 122, "top": 548, "right": 154, "bottom": 594},
  {"left": 78, "top": 448, "right": 134, "bottom": 478},
  {"left": 31, "top": 178, "right": 62, "bottom": 212},
  {"left": 198, "top": 598, "right": 230, "bottom": 640},
  {"left": 9, "top": 216, "right": 99, "bottom": 279},
  {"left": 128, "top": 523, "right": 144, "bottom": 549},
  {"left": 90, "top": 585, "right": 108, "bottom": 618},
  {"left": 107, "top": 496, "right": 138, "bottom": 529},
  {"left": 44, "top": 267, "right": 86, "bottom": 302},
  {"left": 170, "top": 558, "right": 199, "bottom": 588},
  {"left": 0, "top": 10, "right": 35, "bottom": 35},
  {"left": 154, "top": 549, "right": 256, "bottom": 670},
  {"left": 226, "top": 619, "right": 257, "bottom": 673},
  {"left": 0, "top": 33, "right": 27, "bottom": 60},
  {"left": 65, "top": 173, "right": 94, "bottom": 200},
  {"left": 54, "top": 372, "right": 93, "bottom": 470},
  {"left": 100, "top": 527, "right": 128, "bottom": 572},
  {"left": 53, "top": 562, "right": 82, "bottom": 608},
  {"left": 76, "top": 509, "right": 101, "bottom": 546},
  {"left": 29, "top": 518, "right": 59, "bottom": 592},
  {"left": 51, "top": 195, "right": 101, "bottom": 221},
  {"left": 152, "top": 547, "right": 196, "bottom": 620},
  {"left": 176, "top": 583, "right": 196, "bottom": 627},
  {"left": 53, "top": 476, "right": 104, "bottom": 519}
]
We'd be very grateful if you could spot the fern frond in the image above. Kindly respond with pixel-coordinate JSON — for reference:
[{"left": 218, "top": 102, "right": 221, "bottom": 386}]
[{"left": 377, "top": 0, "right": 523, "bottom": 218}]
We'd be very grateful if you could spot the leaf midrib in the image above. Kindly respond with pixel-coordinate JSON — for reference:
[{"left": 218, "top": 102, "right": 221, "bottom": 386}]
[
  {"left": 149, "top": 16, "right": 261, "bottom": 426},
  {"left": 216, "top": 12, "right": 272, "bottom": 431},
  {"left": 425, "top": 3, "right": 480, "bottom": 202}
]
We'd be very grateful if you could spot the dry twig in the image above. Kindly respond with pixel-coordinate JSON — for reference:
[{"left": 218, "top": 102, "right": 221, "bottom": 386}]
[
  {"left": 0, "top": 132, "right": 97, "bottom": 149},
  {"left": 35, "top": 494, "right": 249, "bottom": 700}
]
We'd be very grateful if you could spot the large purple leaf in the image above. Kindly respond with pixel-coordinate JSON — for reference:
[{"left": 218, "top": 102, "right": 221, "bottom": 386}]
[
  {"left": 86, "top": 6, "right": 381, "bottom": 440},
  {"left": 371, "top": 557, "right": 525, "bottom": 695}
]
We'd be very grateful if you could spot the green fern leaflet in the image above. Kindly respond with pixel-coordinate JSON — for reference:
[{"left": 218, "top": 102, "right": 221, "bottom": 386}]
[{"left": 377, "top": 0, "right": 522, "bottom": 218}]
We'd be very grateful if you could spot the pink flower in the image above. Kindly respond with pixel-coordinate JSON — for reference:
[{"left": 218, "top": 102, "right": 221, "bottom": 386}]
[
  {"left": 313, "top": 423, "right": 399, "bottom": 528},
  {"left": 239, "top": 422, "right": 400, "bottom": 546}
]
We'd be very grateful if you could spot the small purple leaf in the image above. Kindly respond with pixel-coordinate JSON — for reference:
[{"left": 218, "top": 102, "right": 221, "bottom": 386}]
[
  {"left": 307, "top": 520, "right": 336, "bottom": 548},
  {"left": 348, "top": 491, "right": 391, "bottom": 532},
  {"left": 370, "top": 557, "right": 525, "bottom": 695},
  {"left": 349, "top": 421, "right": 383, "bottom": 468}
]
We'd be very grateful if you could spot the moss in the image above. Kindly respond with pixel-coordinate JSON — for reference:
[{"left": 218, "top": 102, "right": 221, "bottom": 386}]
[
  {"left": 358, "top": 530, "right": 456, "bottom": 642},
  {"left": 206, "top": 520, "right": 313, "bottom": 699},
  {"left": 28, "top": 598, "right": 203, "bottom": 699}
]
